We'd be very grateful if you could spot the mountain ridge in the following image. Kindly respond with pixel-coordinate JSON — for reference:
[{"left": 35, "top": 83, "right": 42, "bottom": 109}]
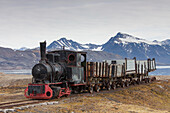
[{"left": 0, "top": 32, "right": 169, "bottom": 70}]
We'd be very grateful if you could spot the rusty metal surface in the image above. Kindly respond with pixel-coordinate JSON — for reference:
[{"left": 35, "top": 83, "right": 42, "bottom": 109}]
[
  {"left": 126, "top": 59, "right": 136, "bottom": 71},
  {"left": 87, "top": 62, "right": 90, "bottom": 77},
  {"left": 111, "top": 59, "right": 136, "bottom": 74},
  {"left": 99, "top": 62, "right": 103, "bottom": 77},
  {"left": 147, "top": 59, "right": 156, "bottom": 72},
  {"left": 116, "top": 64, "right": 123, "bottom": 77},
  {"left": 102, "top": 62, "right": 106, "bottom": 77},
  {"left": 108, "top": 64, "right": 112, "bottom": 78},
  {"left": 86, "top": 62, "right": 97, "bottom": 77},
  {"left": 136, "top": 60, "right": 148, "bottom": 74},
  {"left": 150, "top": 59, "right": 156, "bottom": 70},
  {"left": 96, "top": 62, "right": 99, "bottom": 77}
]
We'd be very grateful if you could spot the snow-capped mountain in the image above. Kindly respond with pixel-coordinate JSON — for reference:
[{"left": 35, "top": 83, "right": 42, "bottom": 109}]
[
  {"left": 47, "top": 32, "right": 170, "bottom": 65},
  {"left": 16, "top": 47, "right": 30, "bottom": 51},
  {"left": 0, "top": 32, "right": 168, "bottom": 70},
  {"left": 102, "top": 32, "right": 170, "bottom": 65},
  {"left": 161, "top": 39, "right": 170, "bottom": 45},
  {"left": 110, "top": 32, "right": 161, "bottom": 45},
  {"left": 47, "top": 38, "right": 102, "bottom": 51}
]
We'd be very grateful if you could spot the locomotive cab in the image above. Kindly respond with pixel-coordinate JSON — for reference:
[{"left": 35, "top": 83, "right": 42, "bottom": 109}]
[{"left": 48, "top": 50, "right": 87, "bottom": 84}]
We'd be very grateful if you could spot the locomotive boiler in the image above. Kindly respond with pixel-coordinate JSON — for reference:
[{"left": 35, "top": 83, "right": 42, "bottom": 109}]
[
  {"left": 25, "top": 41, "right": 156, "bottom": 99},
  {"left": 32, "top": 42, "right": 64, "bottom": 83}
]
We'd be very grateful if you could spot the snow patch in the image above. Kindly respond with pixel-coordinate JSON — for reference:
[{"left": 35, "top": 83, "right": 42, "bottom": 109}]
[
  {"left": 92, "top": 46, "right": 102, "bottom": 51},
  {"left": 114, "top": 40, "right": 120, "bottom": 44},
  {"left": 119, "top": 35, "right": 161, "bottom": 45},
  {"left": 0, "top": 101, "right": 59, "bottom": 113},
  {"left": 155, "top": 50, "right": 160, "bottom": 56}
]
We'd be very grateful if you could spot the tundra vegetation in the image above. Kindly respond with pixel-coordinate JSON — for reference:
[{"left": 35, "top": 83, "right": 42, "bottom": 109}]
[{"left": 0, "top": 73, "right": 169, "bottom": 113}]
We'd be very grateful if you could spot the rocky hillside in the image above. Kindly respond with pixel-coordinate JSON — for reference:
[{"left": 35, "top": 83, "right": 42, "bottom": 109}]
[
  {"left": 0, "top": 47, "right": 40, "bottom": 70},
  {"left": 0, "top": 47, "right": 121, "bottom": 69}
]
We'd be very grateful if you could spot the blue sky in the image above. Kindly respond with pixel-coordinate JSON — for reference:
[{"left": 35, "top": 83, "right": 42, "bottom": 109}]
[{"left": 0, "top": 0, "right": 170, "bottom": 48}]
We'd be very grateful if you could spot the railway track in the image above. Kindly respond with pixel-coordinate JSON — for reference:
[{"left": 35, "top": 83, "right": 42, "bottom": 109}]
[
  {"left": 0, "top": 99, "right": 43, "bottom": 109},
  {"left": 0, "top": 81, "right": 155, "bottom": 111},
  {"left": 53, "top": 81, "right": 155, "bottom": 103}
]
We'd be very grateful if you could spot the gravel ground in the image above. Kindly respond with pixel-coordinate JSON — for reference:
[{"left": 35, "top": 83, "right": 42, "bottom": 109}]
[
  {"left": 0, "top": 73, "right": 31, "bottom": 87},
  {"left": 151, "top": 75, "right": 170, "bottom": 80}
]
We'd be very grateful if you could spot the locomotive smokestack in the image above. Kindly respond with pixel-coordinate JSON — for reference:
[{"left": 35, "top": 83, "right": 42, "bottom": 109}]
[{"left": 40, "top": 41, "right": 46, "bottom": 61}]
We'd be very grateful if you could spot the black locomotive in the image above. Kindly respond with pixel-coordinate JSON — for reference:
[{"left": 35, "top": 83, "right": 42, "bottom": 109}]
[{"left": 25, "top": 41, "right": 156, "bottom": 99}]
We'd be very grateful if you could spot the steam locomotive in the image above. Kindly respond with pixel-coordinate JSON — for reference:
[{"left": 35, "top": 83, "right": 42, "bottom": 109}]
[{"left": 25, "top": 41, "right": 156, "bottom": 99}]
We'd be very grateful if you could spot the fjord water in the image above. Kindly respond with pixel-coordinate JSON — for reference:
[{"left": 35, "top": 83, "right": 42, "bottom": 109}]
[
  {"left": 0, "top": 69, "right": 32, "bottom": 75},
  {"left": 149, "top": 66, "right": 170, "bottom": 75},
  {"left": 0, "top": 66, "right": 169, "bottom": 75}
]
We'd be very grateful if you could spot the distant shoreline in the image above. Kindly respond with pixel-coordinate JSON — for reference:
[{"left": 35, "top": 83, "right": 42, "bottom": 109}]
[
  {"left": 0, "top": 65, "right": 170, "bottom": 75},
  {"left": 156, "top": 65, "right": 170, "bottom": 68}
]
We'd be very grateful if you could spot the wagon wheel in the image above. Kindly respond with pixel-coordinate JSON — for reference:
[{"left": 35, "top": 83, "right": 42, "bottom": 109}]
[
  {"left": 125, "top": 81, "right": 129, "bottom": 87},
  {"left": 94, "top": 85, "right": 100, "bottom": 92},
  {"left": 151, "top": 77, "right": 156, "bottom": 81},
  {"left": 106, "top": 84, "right": 111, "bottom": 91},
  {"left": 88, "top": 86, "right": 93, "bottom": 94},
  {"left": 132, "top": 80, "right": 136, "bottom": 85},
  {"left": 111, "top": 83, "right": 116, "bottom": 90},
  {"left": 141, "top": 78, "right": 145, "bottom": 83},
  {"left": 148, "top": 78, "right": 151, "bottom": 83},
  {"left": 136, "top": 79, "right": 140, "bottom": 85},
  {"left": 100, "top": 86, "right": 104, "bottom": 90},
  {"left": 121, "top": 82, "right": 125, "bottom": 88}
]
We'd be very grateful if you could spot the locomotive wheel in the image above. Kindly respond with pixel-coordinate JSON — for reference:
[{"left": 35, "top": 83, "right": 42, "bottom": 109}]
[
  {"left": 125, "top": 81, "right": 129, "bottom": 87},
  {"left": 94, "top": 85, "right": 100, "bottom": 92},
  {"left": 78, "top": 86, "right": 82, "bottom": 93},
  {"left": 111, "top": 83, "right": 116, "bottom": 90},
  {"left": 106, "top": 84, "right": 111, "bottom": 91},
  {"left": 51, "top": 87, "right": 60, "bottom": 99},
  {"left": 65, "top": 94, "right": 70, "bottom": 97},
  {"left": 88, "top": 86, "right": 93, "bottom": 94},
  {"left": 52, "top": 91, "right": 56, "bottom": 99}
]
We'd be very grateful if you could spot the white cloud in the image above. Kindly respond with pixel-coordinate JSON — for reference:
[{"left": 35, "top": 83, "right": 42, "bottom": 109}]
[{"left": 0, "top": 0, "right": 170, "bottom": 48}]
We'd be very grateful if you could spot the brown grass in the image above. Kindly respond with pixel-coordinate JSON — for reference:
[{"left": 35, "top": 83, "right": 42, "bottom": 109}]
[
  {"left": 18, "top": 80, "right": 170, "bottom": 113},
  {"left": 0, "top": 74, "right": 169, "bottom": 112},
  {"left": 101, "top": 80, "right": 170, "bottom": 111}
]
